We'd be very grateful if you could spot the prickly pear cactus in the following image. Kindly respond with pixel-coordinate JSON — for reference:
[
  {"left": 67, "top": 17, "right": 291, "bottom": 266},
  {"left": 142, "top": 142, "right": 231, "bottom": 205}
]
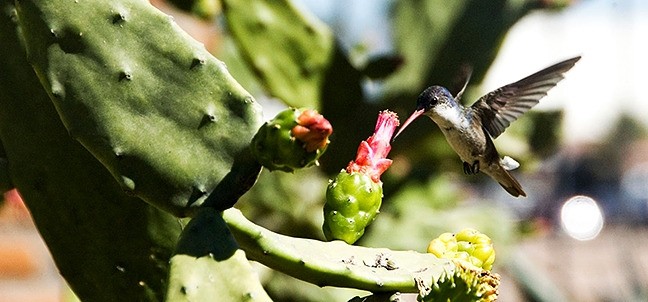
[
  {"left": 0, "top": 2, "right": 180, "bottom": 300},
  {"left": 167, "top": 208, "right": 271, "bottom": 302},
  {"left": 15, "top": 0, "right": 263, "bottom": 217}
]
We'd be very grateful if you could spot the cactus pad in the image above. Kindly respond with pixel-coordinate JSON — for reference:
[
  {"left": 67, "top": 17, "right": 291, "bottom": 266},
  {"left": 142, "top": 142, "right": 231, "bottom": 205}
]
[{"left": 16, "top": 0, "right": 263, "bottom": 216}]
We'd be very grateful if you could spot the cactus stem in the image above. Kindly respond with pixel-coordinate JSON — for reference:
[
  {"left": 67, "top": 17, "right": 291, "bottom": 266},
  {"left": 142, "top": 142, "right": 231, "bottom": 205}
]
[{"left": 223, "top": 208, "right": 482, "bottom": 293}]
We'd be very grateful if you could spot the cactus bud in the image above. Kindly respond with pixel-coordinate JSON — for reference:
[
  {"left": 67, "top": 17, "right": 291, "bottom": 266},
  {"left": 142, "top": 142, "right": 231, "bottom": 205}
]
[
  {"left": 251, "top": 108, "right": 332, "bottom": 172},
  {"left": 427, "top": 228, "right": 496, "bottom": 270},
  {"left": 323, "top": 111, "right": 399, "bottom": 244}
]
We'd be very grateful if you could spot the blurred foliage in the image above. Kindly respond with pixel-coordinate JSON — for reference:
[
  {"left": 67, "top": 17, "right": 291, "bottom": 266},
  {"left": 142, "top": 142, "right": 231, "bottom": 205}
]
[{"left": 166, "top": 0, "right": 221, "bottom": 20}]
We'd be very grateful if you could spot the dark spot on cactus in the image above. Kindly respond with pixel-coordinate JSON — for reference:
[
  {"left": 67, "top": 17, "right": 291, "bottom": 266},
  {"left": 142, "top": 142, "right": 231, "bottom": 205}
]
[
  {"left": 190, "top": 58, "right": 206, "bottom": 69},
  {"left": 57, "top": 27, "right": 86, "bottom": 54},
  {"left": 186, "top": 186, "right": 206, "bottom": 206},
  {"left": 180, "top": 286, "right": 187, "bottom": 295},
  {"left": 253, "top": 20, "right": 267, "bottom": 31},
  {"left": 304, "top": 24, "right": 316, "bottom": 35},
  {"left": 198, "top": 113, "right": 216, "bottom": 129},
  {"left": 51, "top": 88, "right": 63, "bottom": 99},
  {"left": 119, "top": 71, "right": 132, "bottom": 81},
  {"left": 300, "top": 64, "right": 314, "bottom": 77},
  {"left": 112, "top": 13, "right": 127, "bottom": 24}
]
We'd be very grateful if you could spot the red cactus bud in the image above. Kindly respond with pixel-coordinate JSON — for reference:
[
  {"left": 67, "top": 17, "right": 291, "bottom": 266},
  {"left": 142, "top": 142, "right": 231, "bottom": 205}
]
[
  {"left": 291, "top": 109, "right": 333, "bottom": 152},
  {"left": 346, "top": 110, "right": 399, "bottom": 183}
]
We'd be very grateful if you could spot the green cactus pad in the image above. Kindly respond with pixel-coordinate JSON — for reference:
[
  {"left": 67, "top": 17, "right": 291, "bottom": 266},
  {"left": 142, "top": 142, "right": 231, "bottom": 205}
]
[
  {"left": 251, "top": 107, "right": 327, "bottom": 172},
  {"left": 323, "top": 171, "right": 382, "bottom": 244},
  {"left": 222, "top": 0, "right": 333, "bottom": 108},
  {"left": 225, "top": 208, "right": 500, "bottom": 295},
  {"left": 16, "top": 0, "right": 263, "bottom": 216},
  {"left": 0, "top": 2, "right": 181, "bottom": 300},
  {"left": 167, "top": 208, "right": 271, "bottom": 302}
]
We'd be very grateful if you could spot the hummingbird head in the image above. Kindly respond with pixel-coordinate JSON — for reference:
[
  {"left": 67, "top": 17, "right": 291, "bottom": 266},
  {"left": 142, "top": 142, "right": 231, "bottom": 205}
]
[{"left": 393, "top": 86, "right": 454, "bottom": 139}]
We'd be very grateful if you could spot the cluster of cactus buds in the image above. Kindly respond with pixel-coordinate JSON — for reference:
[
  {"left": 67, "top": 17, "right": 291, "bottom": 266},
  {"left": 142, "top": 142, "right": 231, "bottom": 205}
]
[
  {"left": 426, "top": 228, "right": 496, "bottom": 270},
  {"left": 322, "top": 110, "right": 399, "bottom": 244},
  {"left": 251, "top": 108, "right": 332, "bottom": 172}
]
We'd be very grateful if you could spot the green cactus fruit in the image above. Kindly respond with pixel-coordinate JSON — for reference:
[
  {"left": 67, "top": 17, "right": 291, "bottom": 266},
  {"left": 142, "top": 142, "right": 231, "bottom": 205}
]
[
  {"left": 322, "top": 171, "right": 382, "bottom": 244},
  {"left": 251, "top": 107, "right": 331, "bottom": 172},
  {"left": 427, "top": 228, "right": 495, "bottom": 270},
  {"left": 322, "top": 111, "right": 399, "bottom": 244}
]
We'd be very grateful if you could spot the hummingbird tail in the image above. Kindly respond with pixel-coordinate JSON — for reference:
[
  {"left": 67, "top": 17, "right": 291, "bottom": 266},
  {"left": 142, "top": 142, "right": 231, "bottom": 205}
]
[{"left": 497, "top": 169, "right": 527, "bottom": 197}]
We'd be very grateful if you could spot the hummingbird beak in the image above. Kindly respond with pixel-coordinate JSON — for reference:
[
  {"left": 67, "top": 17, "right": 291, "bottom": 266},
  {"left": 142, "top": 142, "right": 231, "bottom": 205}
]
[{"left": 393, "top": 109, "right": 424, "bottom": 140}]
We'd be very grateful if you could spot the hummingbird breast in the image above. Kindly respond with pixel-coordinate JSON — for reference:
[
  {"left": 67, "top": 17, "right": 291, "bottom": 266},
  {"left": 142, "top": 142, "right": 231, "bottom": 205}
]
[{"left": 430, "top": 108, "right": 489, "bottom": 165}]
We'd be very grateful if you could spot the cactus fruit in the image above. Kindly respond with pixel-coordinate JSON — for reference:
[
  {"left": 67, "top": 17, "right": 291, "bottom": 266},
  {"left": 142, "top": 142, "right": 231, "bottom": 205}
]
[
  {"left": 323, "top": 111, "right": 399, "bottom": 244},
  {"left": 15, "top": 0, "right": 263, "bottom": 216},
  {"left": 323, "top": 171, "right": 382, "bottom": 244},
  {"left": 251, "top": 107, "right": 332, "bottom": 172},
  {"left": 427, "top": 228, "right": 495, "bottom": 270}
]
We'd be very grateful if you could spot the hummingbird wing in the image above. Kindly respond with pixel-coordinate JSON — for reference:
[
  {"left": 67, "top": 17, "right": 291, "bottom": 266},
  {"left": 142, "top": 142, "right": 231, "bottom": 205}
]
[{"left": 471, "top": 56, "right": 581, "bottom": 138}]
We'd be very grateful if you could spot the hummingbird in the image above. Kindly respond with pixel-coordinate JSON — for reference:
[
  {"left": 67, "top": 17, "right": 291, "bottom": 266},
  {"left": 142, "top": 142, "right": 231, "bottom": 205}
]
[{"left": 394, "top": 56, "right": 581, "bottom": 197}]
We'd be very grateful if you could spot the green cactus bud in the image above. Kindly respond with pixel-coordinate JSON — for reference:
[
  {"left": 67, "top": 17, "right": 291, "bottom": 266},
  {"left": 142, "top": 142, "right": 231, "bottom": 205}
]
[
  {"left": 251, "top": 108, "right": 331, "bottom": 172},
  {"left": 427, "top": 228, "right": 496, "bottom": 270},
  {"left": 322, "top": 111, "right": 399, "bottom": 244},
  {"left": 322, "top": 171, "right": 382, "bottom": 244}
]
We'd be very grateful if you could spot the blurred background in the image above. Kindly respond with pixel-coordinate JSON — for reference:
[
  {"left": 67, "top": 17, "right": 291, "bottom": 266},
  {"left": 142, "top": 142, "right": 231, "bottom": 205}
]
[{"left": 2, "top": 0, "right": 648, "bottom": 301}]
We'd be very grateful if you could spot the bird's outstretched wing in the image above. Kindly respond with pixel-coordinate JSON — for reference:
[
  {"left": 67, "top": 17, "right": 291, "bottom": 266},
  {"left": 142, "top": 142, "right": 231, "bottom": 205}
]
[{"left": 471, "top": 56, "right": 581, "bottom": 138}]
